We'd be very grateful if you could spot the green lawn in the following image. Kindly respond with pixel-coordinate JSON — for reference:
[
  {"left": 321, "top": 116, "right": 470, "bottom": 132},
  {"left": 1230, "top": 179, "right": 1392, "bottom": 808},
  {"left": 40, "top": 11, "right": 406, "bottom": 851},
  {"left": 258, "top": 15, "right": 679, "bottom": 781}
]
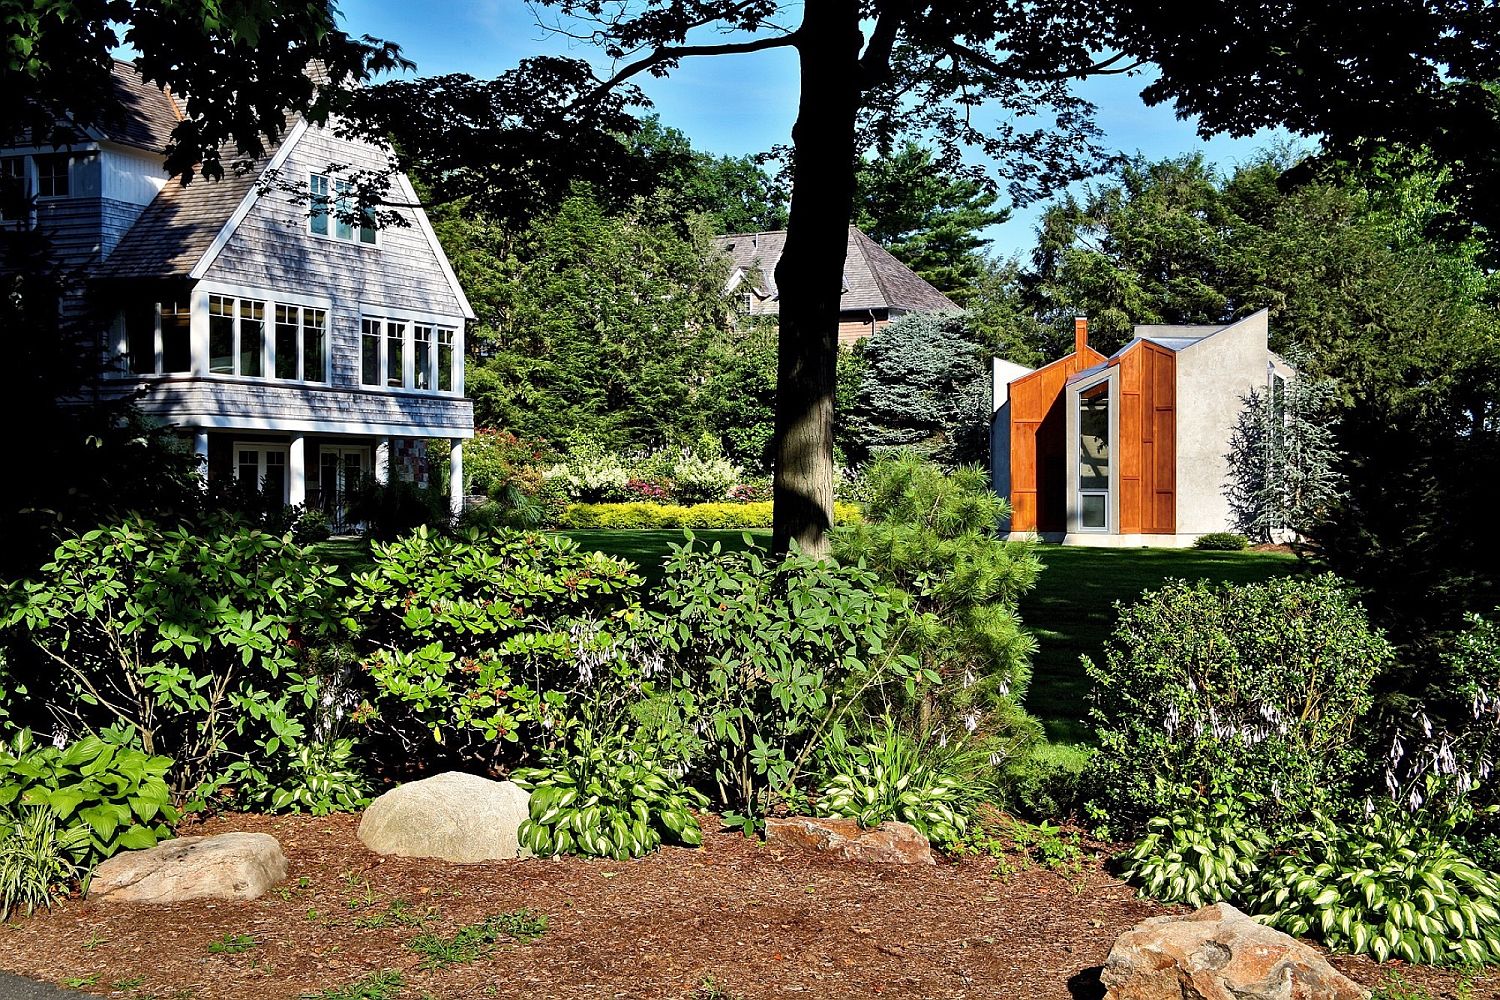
[
  {"left": 556, "top": 529, "right": 769, "bottom": 584},
  {"left": 1018, "top": 546, "right": 1299, "bottom": 744}
]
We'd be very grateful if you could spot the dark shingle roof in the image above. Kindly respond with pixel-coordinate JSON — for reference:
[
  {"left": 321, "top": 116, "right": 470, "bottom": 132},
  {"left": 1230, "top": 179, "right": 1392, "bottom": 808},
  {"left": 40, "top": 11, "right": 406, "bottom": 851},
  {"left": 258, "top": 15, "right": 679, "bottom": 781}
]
[
  {"left": 97, "top": 137, "right": 278, "bottom": 279},
  {"left": 715, "top": 226, "right": 960, "bottom": 317},
  {"left": 96, "top": 61, "right": 182, "bottom": 153}
]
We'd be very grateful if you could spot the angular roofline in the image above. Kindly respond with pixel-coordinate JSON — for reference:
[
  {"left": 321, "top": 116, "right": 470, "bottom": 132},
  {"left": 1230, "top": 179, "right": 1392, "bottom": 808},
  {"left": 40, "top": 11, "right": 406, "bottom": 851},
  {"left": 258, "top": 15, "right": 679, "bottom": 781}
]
[{"left": 189, "top": 118, "right": 310, "bottom": 279}]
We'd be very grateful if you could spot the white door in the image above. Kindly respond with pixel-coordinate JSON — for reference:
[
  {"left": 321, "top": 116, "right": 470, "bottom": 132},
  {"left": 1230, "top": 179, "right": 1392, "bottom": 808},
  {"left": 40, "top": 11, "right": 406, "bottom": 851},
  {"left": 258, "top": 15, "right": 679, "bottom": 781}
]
[{"left": 234, "top": 443, "right": 289, "bottom": 504}]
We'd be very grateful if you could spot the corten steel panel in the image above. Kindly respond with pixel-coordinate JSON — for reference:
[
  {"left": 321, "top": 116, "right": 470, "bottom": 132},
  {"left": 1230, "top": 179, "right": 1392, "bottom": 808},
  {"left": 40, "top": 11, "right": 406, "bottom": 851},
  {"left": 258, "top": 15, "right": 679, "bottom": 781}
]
[
  {"left": 1007, "top": 348, "right": 1104, "bottom": 532},
  {"left": 1148, "top": 345, "right": 1177, "bottom": 534}
]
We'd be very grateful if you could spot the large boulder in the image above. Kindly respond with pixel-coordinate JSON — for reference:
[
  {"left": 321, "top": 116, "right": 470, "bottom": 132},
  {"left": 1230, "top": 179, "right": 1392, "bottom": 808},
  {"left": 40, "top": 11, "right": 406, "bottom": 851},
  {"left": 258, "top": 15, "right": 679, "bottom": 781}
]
[
  {"left": 357, "top": 771, "right": 532, "bottom": 864},
  {"left": 1101, "top": 903, "right": 1370, "bottom": 1000},
  {"left": 764, "top": 816, "right": 934, "bottom": 865},
  {"left": 90, "top": 832, "right": 287, "bottom": 903}
]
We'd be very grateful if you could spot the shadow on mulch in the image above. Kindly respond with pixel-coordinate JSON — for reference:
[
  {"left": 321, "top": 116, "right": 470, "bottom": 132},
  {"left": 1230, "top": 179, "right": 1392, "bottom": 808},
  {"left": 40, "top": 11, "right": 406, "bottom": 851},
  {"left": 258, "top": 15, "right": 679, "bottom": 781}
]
[{"left": 1065, "top": 966, "right": 1104, "bottom": 1000}]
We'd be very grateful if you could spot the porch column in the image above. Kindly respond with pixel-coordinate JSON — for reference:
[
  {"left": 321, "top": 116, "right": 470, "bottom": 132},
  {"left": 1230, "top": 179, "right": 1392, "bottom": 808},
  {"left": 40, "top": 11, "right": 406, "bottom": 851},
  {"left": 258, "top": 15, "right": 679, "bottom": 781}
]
[
  {"left": 288, "top": 435, "right": 306, "bottom": 506},
  {"left": 192, "top": 430, "right": 209, "bottom": 489},
  {"left": 374, "top": 436, "right": 391, "bottom": 485},
  {"left": 448, "top": 438, "right": 464, "bottom": 515}
]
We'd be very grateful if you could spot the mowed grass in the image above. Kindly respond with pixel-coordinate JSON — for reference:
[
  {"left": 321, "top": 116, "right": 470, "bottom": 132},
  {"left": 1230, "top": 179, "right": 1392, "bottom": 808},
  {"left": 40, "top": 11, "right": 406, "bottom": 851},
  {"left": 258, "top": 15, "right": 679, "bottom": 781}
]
[
  {"left": 556, "top": 529, "right": 769, "bottom": 585},
  {"left": 1019, "top": 545, "right": 1299, "bottom": 744}
]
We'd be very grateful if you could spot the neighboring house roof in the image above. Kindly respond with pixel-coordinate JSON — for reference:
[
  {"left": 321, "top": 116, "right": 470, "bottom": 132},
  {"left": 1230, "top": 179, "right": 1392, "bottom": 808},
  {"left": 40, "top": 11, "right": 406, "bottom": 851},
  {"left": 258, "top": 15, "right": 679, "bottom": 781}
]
[
  {"left": 714, "top": 226, "right": 959, "bottom": 316},
  {"left": 95, "top": 61, "right": 182, "bottom": 152}
]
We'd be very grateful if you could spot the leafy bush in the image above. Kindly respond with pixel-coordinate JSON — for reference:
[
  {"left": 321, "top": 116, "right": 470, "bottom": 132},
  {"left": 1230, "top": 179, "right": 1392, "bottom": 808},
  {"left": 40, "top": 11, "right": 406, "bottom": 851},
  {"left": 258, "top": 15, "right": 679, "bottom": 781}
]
[
  {"left": 348, "top": 527, "right": 645, "bottom": 769},
  {"left": 813, "top": 718, "right": 991, "bottom": 849},
  {"left": 347, "top": 479, "right": 452, "bottom": 541},
  {"left": 0, "top": 806, "right": 83, "bottom": 919},
  {"left": 653, "top": 540, "right": 899, "bottom": 829},
  {"left": 1119, "top": 786, "right": 1273, "bottom": 909},
  {"left": 0, "top": 519, "right": 347, "bottom": 797},
  {"left": 544, "top": 439, "right": 630, "bottom": 502},
  {"left": 220, "top": 737, "right": 371, "bottom": 816},
  {"left": 1259, "top": 804, "right": 1500, "bottom": 966},
  {"left": 1003, "top": 742, "right": 1092, "bottom": 821},
  {"left": 831, "top": 455, "right": 1042, "bottom": 746},
  {"left": 668, "top": 443, "right": 741, "bottom": 504},
  {"left": 1193, "top": 532, "right": 1249, "bottom": 551},
  {"left": 1086, "top": 574, "right": 1394, "bottom": 832},
  {"left": 514, "top": 749, "right": 706, "bottom": 858},
  {"left": 559, "top": 501, "right": 862, "bottom": 530},
  {"left": 0, "top": 729, "right": 177, "bottom": 865}
]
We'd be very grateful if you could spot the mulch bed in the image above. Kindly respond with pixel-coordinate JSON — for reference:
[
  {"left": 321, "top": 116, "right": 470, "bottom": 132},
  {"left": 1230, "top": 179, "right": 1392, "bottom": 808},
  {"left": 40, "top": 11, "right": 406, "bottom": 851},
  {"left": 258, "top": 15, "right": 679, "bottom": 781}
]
[{"left": 0, "top": 813, "right": 1489, "bottom": 1000}]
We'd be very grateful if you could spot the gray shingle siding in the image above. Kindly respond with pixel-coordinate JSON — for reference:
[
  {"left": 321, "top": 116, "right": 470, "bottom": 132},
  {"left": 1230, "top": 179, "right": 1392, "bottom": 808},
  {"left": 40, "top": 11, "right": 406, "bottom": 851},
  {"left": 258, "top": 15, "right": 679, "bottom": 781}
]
[{"left": 133, "top": 379, "right": 473, "bottom": 436}]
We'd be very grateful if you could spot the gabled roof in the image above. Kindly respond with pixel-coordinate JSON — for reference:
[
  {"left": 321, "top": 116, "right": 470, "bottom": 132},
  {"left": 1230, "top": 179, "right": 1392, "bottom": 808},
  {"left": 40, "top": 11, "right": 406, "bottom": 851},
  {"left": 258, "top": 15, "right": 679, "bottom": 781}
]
[
  {"left": 96, "top": 128, "right": 289, "bottom": 280},
  {"left": 714, "top": 226, "right": 960, "bottom": 316}
]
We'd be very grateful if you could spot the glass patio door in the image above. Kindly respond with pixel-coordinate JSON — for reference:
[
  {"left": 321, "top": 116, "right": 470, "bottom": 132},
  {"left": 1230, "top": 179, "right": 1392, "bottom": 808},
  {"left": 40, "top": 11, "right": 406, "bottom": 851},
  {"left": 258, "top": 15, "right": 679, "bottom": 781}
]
[{"left": 318, "top": 446, "right": 369, "bottom": 533}]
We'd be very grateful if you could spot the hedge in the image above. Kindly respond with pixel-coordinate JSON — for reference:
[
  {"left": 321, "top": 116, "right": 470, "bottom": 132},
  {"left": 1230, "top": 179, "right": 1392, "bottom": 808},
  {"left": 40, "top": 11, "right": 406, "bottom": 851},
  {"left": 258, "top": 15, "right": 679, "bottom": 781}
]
[{"left": 559, "top": 501, "right": 862, "bottom": 530}]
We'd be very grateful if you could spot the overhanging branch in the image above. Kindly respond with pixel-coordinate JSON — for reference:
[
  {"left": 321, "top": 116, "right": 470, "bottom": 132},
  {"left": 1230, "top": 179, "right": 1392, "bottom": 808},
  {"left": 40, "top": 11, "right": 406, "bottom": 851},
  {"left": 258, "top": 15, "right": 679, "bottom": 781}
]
[
  {"left": 576, "top": 32, "right": 801, "bottom": 112},
  {"left": 940, "top": 41, "right": 1143, "bottom": 83}
]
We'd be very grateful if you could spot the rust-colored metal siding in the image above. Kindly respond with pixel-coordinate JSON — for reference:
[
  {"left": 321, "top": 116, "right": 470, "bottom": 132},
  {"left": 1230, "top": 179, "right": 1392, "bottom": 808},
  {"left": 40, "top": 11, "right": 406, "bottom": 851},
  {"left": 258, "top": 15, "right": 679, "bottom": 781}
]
[
  {"left": 1008, "top": 348, "right": 1106, "bottom": 532},
  {"left": 1117, "top": 342, "right": 1176, "bottom": 534}
]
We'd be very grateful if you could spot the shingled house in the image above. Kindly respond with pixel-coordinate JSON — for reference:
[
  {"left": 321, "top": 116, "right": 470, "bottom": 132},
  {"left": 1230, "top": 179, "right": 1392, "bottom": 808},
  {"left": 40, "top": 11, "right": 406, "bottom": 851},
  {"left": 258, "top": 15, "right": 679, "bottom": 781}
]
[
  {"left": 4, "top": 61, "right": 474, "bottom": 522},
  {"left": 715, "top": 227, "right": 959, "bottom": 346}
]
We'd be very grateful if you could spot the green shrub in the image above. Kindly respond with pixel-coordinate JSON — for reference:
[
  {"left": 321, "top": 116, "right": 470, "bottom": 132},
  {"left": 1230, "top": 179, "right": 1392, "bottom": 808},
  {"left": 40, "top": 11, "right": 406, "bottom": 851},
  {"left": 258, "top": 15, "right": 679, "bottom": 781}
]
[
  {"left": 0, "top": 806, "right": 83, "bottom": 919},
  {"left": 1003, "top": 742, "right": 1092, "bottom": 821},
  {"left": 653, "top": 540, "right": 899, "bottom": 829},
  {"left": 1086, "top": 574, "right": 1393, "bottom": 832},
  {"left": 1193, "top": 532, "right": 1249, "bottom": 551},
  {"left": 0, "top": 519, "right": 347, "bottom": 797},
  {"left": 513, "top": 749, "right": 706, "bottom": 859},
  {"left": 1118, "top": 786, "right": 1273, "bottom": 909},
  {"left": 1259, "top": 805, "right": 1500, "bottom": 966},
  {"left": 0, "top": 729, "right": 177, "bottom": 865},
  {"left": 220, "top": 737, "right": 371, "bottom": 816},
  {"left": 349, "top": 527, "right": 645, "bottom": 769},
  {"left": 831, "top": 455, "right": 1042, "bottom": 745},
  {"left": 813, "top": 718, "right": 992, "bottom": 849},
  {"left": 559, "top": 500, "right": 862, "bottom": 530}
]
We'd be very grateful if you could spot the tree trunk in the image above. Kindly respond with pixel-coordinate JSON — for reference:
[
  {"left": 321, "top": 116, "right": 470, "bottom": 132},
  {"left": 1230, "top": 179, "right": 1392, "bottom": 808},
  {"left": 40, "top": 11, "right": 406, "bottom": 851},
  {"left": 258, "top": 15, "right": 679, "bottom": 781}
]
[{"left": 770, "top": 0, "right": 864, "bottom": 557}]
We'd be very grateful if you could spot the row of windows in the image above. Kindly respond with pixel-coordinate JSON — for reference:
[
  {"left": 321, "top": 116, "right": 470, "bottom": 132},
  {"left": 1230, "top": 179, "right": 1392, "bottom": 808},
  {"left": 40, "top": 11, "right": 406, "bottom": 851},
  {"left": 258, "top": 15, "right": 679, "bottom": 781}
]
[
  {"left": 207, "top": 295, "right": 327, "bottom": 382},
  {"left": 361, "top": 317, "right": 455, "bottom": 392},
  {"left": 124, "top": 300, "right": 457, "bottom": 393}
]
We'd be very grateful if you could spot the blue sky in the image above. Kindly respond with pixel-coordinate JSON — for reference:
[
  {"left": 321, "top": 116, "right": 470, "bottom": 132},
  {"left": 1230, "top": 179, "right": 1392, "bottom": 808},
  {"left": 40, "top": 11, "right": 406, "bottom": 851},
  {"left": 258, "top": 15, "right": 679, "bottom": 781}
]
[{"left": 341, "top": 0, "right": 1298, "bottom": 257}]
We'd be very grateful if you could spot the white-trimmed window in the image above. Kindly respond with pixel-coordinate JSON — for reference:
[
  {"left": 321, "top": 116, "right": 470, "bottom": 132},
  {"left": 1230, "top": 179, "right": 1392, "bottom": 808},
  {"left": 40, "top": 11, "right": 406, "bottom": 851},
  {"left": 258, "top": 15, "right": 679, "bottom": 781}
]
[
  {"left": 310, "top": 172, "right": 375, "bottom": 244},
  {"left": 208, "top": 294, "right": 267, "bottom": 377},
  {"left": 273, "top": 304, "right": 328, "bottom": 382},
  {"left": 34, "top": 153, "right": 70, "bottom": 198},
  {"left": 125, "top": 300, "right": 191, "bottom": 375},
  {"left": 361, "top": 316, "right": 457, "bottom": 393},
  {"left": 235, "top": 444, "right": 288, "bottom": 504}
]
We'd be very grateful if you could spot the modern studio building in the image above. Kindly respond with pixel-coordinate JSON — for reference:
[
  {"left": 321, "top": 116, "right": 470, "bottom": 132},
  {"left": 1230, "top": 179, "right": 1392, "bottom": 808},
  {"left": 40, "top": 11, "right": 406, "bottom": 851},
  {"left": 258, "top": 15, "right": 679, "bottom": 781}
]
[{"left": 991, "top": 310, "right": 1291, "bottom": 546}]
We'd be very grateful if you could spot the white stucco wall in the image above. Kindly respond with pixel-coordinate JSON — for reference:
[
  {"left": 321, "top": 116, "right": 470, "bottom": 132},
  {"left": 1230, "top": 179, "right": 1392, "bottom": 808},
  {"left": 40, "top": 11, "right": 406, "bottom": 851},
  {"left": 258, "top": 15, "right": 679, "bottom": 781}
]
[{"left": 1173, "top": 310, "right": 1273, "bottom": 535}]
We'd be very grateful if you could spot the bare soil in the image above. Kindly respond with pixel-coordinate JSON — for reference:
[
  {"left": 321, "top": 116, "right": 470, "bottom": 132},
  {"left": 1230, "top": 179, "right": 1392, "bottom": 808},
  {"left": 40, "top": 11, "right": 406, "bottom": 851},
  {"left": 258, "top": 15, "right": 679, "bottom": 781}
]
[{"left": 0, "top": 813, "right": 1489, "bottom": 1000}]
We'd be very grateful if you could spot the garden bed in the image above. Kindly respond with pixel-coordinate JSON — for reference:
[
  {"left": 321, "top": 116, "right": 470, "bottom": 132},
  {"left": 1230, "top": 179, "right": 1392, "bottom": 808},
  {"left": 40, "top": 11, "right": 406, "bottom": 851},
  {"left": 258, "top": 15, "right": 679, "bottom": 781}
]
[{"left": 0, "top": 813, "right": 1484, "bottom": 1000}]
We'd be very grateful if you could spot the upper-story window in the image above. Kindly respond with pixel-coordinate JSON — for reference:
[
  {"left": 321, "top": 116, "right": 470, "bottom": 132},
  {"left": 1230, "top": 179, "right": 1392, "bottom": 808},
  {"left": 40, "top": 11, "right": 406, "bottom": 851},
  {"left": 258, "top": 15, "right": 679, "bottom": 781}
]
[
  {"left": 309, "top": 172, "right": 375, "bottom": 245},
  {"left": 0, "top": 157, "right": 27, "bottom": 230},
  {"left": 209, "top": 294, "right": 265, "bottom": 376},
  {"left": 274, "top": 304, "right": 328, "bottom": 383},
  {"left": 125, "top": 300, "right": 192, "bottom": 375},
  {"left": 34, "top": 154, "right": 70, "bottom": 198},
  {"left": 361, "top": 315, "right": 457, "bottom": 393}
]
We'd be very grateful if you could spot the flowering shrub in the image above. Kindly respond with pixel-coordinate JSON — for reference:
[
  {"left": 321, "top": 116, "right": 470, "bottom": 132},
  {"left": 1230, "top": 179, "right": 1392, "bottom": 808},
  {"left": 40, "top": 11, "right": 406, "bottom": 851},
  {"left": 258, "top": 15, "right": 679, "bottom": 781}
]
[
  {"left": 544, "top": 439, "right": 631, "bottom": 503},
  {"left": 624, "top": 478, "right": 670, "bottom": 501},
  {"left": 669, "top": 445, "right": 740, "bottom": 503},
  {"left": 1085, "top": 574, "right": 1394, "bottom": 833},
  {"left": 560, "top": 501, "right": 862, "bottom": 530},
  {"left": 727, "top": 482, "right": 770, "bottom": 503}
]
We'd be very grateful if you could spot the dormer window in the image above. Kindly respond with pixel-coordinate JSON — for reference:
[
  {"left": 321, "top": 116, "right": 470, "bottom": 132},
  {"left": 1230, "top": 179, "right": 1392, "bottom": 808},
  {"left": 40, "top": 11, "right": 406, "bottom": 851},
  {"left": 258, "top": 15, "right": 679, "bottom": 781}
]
[{"left": 309, "top": 172, "right": 375, "bottom": 245}]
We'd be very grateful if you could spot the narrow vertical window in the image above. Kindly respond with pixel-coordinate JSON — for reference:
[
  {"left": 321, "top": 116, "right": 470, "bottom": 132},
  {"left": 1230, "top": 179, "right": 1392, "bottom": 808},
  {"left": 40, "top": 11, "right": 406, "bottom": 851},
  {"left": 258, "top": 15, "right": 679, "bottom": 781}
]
[
  {"left": 208, "top": 296, "right": 235, "bottom": 374},
  {"left": 414, "top": 325, "right": 433, "bottom": 390},
  {"left": 309, "top": 173, "right": 329, "bottom": 236},
  {"left": 334, "top": 178, "right": 354, "bottom": 242},
  {"left": 1078, "top": 383, "right": 1110, "bottom": 530},
  {"left": 437, "top": 328, "right": 454, "bottom": 392},
  {"left": 125, "top": 302, "right": 155, "bottom": 375},
  {"left": 275, "top": 305, "right": 300, "bottom": 379},
  {"left": 262, "top": 451, "right": 287, "bottom": 502},
  {"left": 361, "top": 318, "right": 381, "bottom": 386},
  {"left": 303, "top": 308, "right": 326, "bottom": 383},
  {"left": 386, "top": 320, "right": 406, "bottom": 388},
  {"left": 34, "top": 154, "right": 69, "bottom": 198},
  {"left": 239, "top": 299, "right": 264, "bottom": 377},
  {"left": 358, "top": 202, "right": 376, "bottom": 245},
  {"left": 160, "top": 301, "right": 191, "bottom": 373}
]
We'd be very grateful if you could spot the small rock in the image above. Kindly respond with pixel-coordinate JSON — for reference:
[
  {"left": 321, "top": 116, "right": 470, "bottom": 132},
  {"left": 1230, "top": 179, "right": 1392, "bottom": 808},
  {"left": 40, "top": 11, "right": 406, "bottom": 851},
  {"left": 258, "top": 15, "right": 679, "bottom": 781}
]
[
  {"left": 357, "top": 771, "right": 532, "bottom": 864},
  {"left": 1101, "top": 903, "right": 1370, "bottom": 1000},
  {"left": 90, "top": 832, "right": 287, "bottom": 903},
  {"left": 764, "top": 816, "right": 934, "bottom": 865}
]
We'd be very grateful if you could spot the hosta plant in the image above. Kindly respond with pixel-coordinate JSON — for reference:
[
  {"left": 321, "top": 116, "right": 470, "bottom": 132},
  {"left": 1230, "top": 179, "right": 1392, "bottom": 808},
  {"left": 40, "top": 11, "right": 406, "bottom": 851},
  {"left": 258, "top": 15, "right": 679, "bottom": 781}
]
[
  {"left": 513, "top": 749, "right": 706, "bottom": 860},
  {"left": 1258, "top": 805, "right": 1500, "bottom": 966},
  {"left": 1118, "top": 786, "right": 1272, "bottom": 909},
  {"left": 814, "top": 718, "right": 991, "bottom": 849},
  {"left": 0, "top": 728, "right": 177, "bottom": 866}
]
